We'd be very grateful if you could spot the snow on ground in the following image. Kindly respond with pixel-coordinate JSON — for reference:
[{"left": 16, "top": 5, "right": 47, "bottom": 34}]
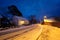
[
  {"left": 0, "top": 24, "right": 42, "bottom": 40},
  {"left": 38, "top": 25, "right": 60, "bottom": 40},
  {"left": 0, "top": 24, "right": 60, "bottom": 40}
]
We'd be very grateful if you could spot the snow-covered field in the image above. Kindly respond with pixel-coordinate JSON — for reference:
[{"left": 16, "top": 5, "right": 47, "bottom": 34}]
[{"left": 38, "top": 25, "right": 60, "bottom": 40}]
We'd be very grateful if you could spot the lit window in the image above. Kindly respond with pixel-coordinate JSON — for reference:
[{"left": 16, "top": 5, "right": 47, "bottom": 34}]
[{"left": 18, "top": 20, "right": 25, "bottom": 25}]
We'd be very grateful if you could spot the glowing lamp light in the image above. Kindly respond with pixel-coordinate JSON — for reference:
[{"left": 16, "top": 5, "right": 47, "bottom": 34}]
[
  {"left": 18, "top": 20, "right": 25, "bottom": 25},
  {"left": 44, "top": 19, "right": 55, "bottom": 22},
  {"left": 44, "top": 16, "right": 47, "bottom": 19}
]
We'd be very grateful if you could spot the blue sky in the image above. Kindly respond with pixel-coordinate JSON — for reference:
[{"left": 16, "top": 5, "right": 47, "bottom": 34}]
[{"left": 0, "top": 0, "right": 60, "bottom": 20}]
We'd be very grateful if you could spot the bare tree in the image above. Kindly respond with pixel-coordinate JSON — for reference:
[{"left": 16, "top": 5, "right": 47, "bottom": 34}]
[{"left": 29, "top": 15, "right": 37, "bottom": 24}]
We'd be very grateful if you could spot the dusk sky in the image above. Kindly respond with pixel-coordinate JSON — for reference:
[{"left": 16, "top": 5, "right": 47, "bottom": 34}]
[{"left": 0, "top": 0, "right": 60, "bottom": 20}]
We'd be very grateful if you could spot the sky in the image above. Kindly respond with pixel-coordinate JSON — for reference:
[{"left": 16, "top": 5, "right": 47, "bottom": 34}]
[{"left": 0, "top": 0, "right": 60, "bottom": 20}]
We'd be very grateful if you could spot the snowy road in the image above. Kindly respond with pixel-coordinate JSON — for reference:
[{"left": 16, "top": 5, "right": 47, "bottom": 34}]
[
  {"left": 0, "top": 24, "right": 43, "bottom": 40},
  {"left": 1, "top": 24, "right": 60, "bottom": 40}
]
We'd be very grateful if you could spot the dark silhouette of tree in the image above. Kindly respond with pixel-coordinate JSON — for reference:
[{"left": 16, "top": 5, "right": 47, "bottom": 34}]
[
  {"left": 8, "top": 5, "right": 23, "bottom": 17},
  {"left": 29, "top": 15, "right": 37, "bottom": 24},
  {"left": 54, "top": 17, "right": 60, "bottom": 22}
]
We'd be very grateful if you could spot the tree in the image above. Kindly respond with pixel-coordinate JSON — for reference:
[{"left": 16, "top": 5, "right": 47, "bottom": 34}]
[{"left": 29, "top": 15, "right": 37, "bottom": 24}]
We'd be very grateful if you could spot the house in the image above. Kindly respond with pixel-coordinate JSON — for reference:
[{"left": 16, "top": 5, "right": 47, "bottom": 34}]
[{"left": 43, "top": 16, "right": 60, "bottom": 27}]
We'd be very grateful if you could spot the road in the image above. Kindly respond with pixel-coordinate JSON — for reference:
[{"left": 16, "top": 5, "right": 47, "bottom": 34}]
[
  {"left": 0, "top": 24, "right": 60, "bottom": 40},
  {"left": 0, "top": 24, "right": 43, "bottom": 40}
]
